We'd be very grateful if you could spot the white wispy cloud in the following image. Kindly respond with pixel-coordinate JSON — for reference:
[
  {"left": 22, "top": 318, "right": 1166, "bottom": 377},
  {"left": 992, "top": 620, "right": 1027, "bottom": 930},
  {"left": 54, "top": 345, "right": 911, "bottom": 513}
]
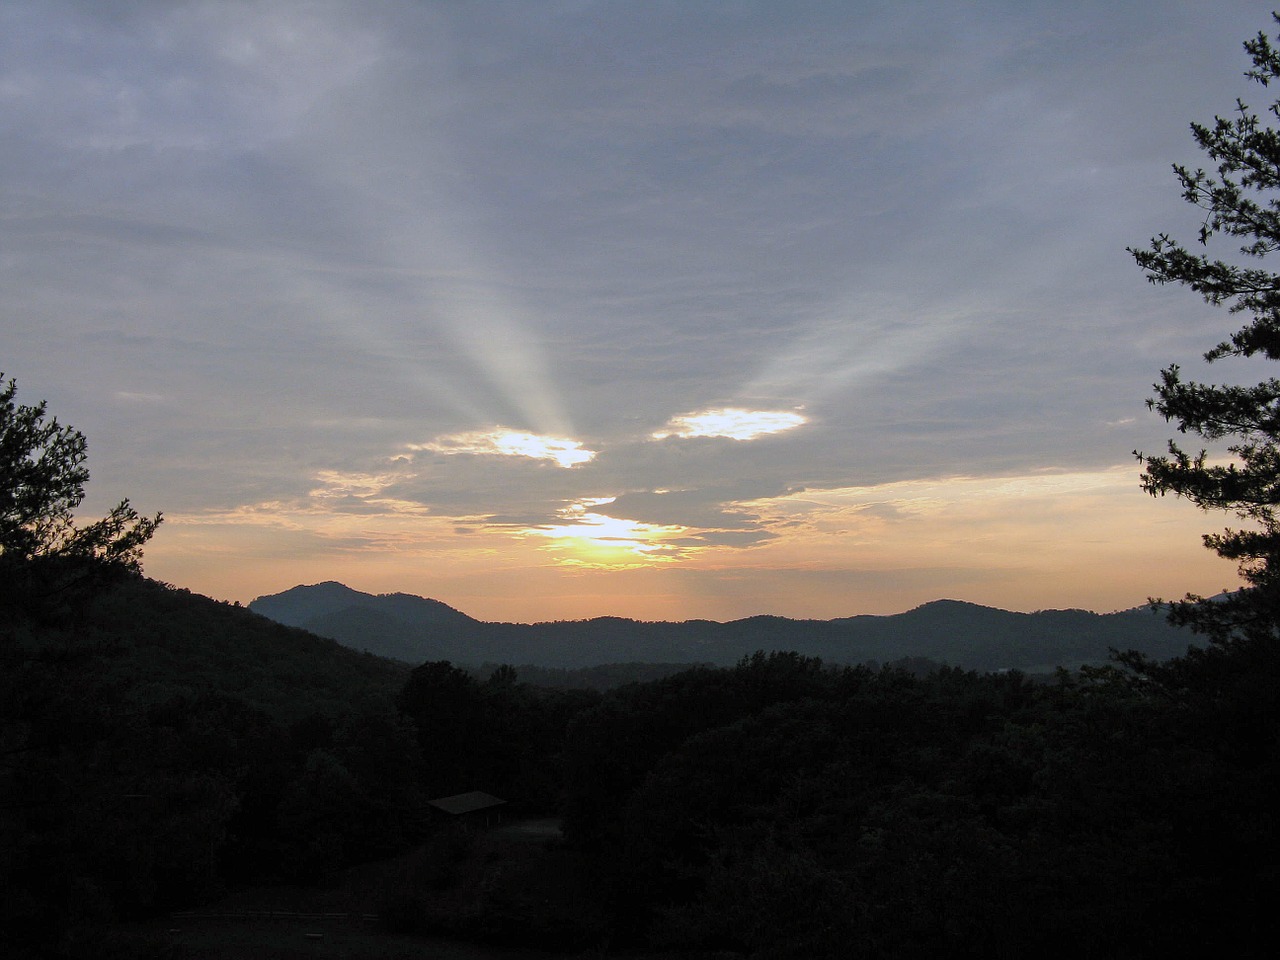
[
  {"left": 410, "top": 429, "right": 596, "bottom": 467},
  {"left": 652, "top": 408, "right": 808, "bottom": 441}
]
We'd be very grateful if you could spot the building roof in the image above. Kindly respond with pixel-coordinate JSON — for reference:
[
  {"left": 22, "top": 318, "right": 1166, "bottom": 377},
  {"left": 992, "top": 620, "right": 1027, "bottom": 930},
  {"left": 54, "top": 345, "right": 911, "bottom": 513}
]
[{"left": 427, "top": 791, "right": 506, "bottom": 816}]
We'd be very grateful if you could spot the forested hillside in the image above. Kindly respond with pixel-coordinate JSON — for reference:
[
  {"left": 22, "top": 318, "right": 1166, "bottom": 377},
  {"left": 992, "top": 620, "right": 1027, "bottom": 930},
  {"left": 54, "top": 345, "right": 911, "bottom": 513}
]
[
  {"left": 2, "top": 573, "right": 602, "bottom": 956},
  {"left": 553, "top": 648, "right": 1279, "bottom": 957},
  {"left": 8, "top": 573, "right": 1279, "bottom": 958},
  {"left": 86, "top": 578, "right": 411, "bottom": 720}
]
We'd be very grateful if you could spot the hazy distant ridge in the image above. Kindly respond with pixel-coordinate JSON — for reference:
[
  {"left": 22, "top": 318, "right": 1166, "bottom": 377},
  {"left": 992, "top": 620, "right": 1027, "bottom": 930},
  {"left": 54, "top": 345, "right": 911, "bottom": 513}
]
[{"left": 249, "top": 583, "right": 1198, "bottom": 672}]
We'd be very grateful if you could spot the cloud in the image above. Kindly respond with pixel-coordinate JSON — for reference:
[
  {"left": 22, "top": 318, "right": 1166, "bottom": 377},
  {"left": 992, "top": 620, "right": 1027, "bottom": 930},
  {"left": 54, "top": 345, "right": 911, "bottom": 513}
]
[
  {"left": 410, "top": 429, "right": 596, "bottom": 468},
  {"left": 596, "top": 489, "right": 765, "bottom": 530},
  {"left": 586, "top": 489, "right": 779, "bottom": 550},
  {"left": 309, "top": 469, "right": 402, "bottom": 500},
  {"left": 652, "top": 408, "right": 807, "bottom": 441}
]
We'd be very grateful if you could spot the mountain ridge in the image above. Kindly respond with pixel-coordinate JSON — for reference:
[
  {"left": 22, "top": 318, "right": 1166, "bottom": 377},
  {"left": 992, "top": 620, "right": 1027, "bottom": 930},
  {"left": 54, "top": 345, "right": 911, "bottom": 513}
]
[{"left": 248, "top": 583, "right": 1198, "bottom": 673}]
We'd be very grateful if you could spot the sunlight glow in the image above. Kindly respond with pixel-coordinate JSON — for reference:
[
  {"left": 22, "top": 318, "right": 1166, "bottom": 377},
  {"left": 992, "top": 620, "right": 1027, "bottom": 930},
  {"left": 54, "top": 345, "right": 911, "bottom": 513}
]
[
  {"left": 523, "top": 500, "right": 689, "bottom": 567},
  {"left": 652, "top": 408, "right": 807, "bottom": 441},
  {"left": 411, "top": 428, "right": 596, "bottom": 467},
  {"left": 734, "top": 466, "right": 1220, "bottom": 583}
]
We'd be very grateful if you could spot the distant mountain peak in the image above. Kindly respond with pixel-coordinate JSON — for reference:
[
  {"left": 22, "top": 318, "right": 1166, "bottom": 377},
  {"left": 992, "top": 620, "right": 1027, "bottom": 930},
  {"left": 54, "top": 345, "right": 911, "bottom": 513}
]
[
  {"left": 909, "top": 599, "right": 997, "bottom": 612},
  {"left": 298, "top": 580, "right": 361, "bottom": 593},
  {"left": 248, "top": 582, "right": 475, "bottom": 632}
]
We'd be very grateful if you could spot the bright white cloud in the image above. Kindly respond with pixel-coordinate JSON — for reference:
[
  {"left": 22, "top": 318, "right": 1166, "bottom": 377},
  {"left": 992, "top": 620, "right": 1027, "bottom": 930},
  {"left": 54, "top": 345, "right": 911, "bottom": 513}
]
[
  {"left": 652, "top": 408, "right": 808, "bottom": 441},
  {"left": 411, "top": 429, "right": 596, "bottom": 467}
]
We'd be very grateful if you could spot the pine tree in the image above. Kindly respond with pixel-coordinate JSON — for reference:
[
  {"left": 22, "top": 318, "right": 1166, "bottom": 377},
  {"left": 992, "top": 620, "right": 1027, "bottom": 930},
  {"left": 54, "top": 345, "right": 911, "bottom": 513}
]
[{"left": 1132, "top": 16, "right": 1280, "bottom": 644}]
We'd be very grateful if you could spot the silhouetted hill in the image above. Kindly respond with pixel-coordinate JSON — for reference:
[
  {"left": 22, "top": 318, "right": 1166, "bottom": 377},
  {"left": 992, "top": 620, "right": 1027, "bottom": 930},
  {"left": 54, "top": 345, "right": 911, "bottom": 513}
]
[
  {"left": 247, "top": 580, "right": 476, "bottom": 631},
  {"left": 249, "top": 584, "right": 1201, "bottom": 673},
  {"left": 86, "top": 578, "right": 410, "bottom": 721}
]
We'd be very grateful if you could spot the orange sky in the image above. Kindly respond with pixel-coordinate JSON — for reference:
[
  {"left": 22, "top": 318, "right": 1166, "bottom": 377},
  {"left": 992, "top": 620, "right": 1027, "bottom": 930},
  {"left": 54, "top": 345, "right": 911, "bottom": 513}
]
[{"left": 143, "top": 463, "right": 1236, "bottom": 622}]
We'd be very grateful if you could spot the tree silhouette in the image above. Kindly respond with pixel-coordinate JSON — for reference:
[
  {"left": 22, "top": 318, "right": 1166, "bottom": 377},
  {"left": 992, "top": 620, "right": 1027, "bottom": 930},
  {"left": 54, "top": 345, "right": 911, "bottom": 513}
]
[
  {"left": 1131, "top": 17, "right": 1280, "bottom": 644},
  {"left": 0, "top": 373, "right": 160, "bottom": 610}
]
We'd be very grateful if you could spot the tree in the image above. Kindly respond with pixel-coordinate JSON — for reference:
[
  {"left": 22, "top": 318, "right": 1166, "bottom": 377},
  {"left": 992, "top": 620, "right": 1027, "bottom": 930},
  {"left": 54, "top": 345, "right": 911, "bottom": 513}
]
[
  {"left": 1, "top": 375, "right": 165, "bottom": 952},
  {"left": 1131, "top": 17, "right": 1280, "bottom": 644},
  {"left": 396, "top": 661, "right": 482, "bottom": 797},
  {"left": 0, "top": 373, "right": 160, "bottom": 609}
]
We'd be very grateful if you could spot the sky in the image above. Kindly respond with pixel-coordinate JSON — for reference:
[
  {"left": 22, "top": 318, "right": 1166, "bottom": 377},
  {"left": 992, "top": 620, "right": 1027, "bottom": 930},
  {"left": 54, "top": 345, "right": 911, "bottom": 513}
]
[{"left": 2, "top": 0, "right": 1275, "bottom": 623}]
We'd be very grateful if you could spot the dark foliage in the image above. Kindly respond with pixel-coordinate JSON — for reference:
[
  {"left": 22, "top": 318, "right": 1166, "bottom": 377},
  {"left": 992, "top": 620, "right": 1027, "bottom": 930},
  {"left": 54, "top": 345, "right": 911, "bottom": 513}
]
[
  {"left": 6, "top": 583, "right": 1276, "bottom": 958},
  {"left": 474, "top": 660, "right": 715, "bottom": 690},
  {"left": 553, "top": 652, "right": 1278, "bottom": 958},
  {"left": 397, "top": 660, "right": 601, "bottom": 811}
]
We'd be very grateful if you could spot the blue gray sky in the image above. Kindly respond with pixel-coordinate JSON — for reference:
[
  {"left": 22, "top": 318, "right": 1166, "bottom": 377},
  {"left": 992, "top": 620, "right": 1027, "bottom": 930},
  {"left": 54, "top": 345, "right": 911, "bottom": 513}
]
[{"left": 2, "top": 1, "right": 1272, "bottom": 621}]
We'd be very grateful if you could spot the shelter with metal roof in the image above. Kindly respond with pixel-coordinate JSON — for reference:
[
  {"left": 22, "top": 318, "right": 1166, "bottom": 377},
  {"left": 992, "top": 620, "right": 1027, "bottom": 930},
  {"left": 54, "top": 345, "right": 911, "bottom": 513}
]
[{"left": 426, "top": 791, "right": 506, "bottom": 827}]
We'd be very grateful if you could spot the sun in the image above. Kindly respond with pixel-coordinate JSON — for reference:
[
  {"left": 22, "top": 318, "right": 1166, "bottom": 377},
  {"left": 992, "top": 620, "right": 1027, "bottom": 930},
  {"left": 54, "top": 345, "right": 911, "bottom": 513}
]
[{"left": 524, "top": 505, "right": 688, "bottom": 567}]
